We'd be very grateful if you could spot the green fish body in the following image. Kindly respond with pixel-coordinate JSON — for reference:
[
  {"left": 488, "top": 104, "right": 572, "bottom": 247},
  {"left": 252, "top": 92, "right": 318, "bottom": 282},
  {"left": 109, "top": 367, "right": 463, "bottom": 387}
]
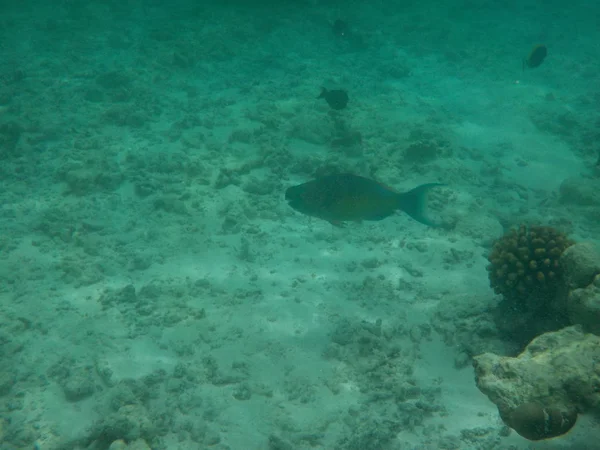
[{"left": 285, "top": 173, "right": 442, "bottom": 227}]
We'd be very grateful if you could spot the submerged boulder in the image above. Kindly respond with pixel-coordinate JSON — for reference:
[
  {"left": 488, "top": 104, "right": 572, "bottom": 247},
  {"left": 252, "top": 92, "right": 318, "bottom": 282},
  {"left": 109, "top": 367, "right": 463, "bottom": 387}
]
[
  {"left": 473, "top": 326, "right": 600, "bottom": 440},
  {"left": 568, "top": 274, "right": 600, "bottom": 335},
  {"left": 561, "top": 242, "right": 600, "bottom": 290}
]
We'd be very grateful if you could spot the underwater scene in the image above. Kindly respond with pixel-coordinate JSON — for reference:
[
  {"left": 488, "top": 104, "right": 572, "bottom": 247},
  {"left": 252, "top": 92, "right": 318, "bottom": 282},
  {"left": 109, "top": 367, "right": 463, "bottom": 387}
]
[{"left": 1, "top": 0, "right": 600, "bottom": 449}]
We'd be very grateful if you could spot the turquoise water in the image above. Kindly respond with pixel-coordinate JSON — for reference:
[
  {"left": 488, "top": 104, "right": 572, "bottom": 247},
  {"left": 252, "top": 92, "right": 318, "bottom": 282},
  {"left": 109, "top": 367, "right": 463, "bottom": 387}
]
[{"left": 1, "top": 1, "right": 599, "bottom": 449}]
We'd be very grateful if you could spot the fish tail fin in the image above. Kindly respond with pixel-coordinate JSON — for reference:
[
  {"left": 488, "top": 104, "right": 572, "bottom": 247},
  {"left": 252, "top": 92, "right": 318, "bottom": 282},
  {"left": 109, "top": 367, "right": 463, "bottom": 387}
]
[
  {"left": 397, "top": 183, "right": 444, "bottom": 227},
  {"left": 317, "top": 87, "right": 327, "bottom": 99}
]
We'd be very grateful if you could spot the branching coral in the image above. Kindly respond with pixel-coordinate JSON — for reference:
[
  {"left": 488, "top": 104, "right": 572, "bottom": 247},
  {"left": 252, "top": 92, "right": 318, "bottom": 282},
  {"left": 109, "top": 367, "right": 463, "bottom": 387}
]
[{"left": 486, "top": 224, "right": 575, "bottom": 348}]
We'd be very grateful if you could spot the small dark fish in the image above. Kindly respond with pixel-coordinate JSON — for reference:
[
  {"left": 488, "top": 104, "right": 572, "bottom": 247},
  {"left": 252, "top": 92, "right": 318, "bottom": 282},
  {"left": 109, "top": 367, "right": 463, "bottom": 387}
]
[
  {"left": 333, "top": 19, "right": 349, "bottom": 38},
  {"left": 523, "top": 44, "right": 547, "bottom": 71},
  {"left": 318, "top": 87, "right": 348, "bottom": 110},
  {"left": 285, "top": 173, "right": 443, "bottom": 227}
]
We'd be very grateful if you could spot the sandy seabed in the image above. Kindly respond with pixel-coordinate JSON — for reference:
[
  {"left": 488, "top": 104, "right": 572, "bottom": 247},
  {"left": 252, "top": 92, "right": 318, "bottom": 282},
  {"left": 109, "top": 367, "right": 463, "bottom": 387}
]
[{"left": 1, "top": 1, "right": 600, "bottom": 449}]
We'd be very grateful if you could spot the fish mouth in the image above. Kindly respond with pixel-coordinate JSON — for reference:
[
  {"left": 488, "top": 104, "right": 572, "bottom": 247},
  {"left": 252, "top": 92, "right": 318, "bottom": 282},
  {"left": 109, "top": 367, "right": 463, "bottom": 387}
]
[
  {"left": 285, "top": 188, "right": 307, "bottom": 212},
  {"left": 285, "top": 186, "right": 301, "bottom": 202}
]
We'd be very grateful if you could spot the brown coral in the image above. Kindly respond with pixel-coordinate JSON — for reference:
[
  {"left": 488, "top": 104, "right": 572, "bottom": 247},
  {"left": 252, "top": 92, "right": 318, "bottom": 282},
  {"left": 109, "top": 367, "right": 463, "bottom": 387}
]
[
  {"left": 486, "top": 224, "right": 574, "bottom": 303},
  {"left": 509, "top": 402, "right": 577, "bottom": 441}
]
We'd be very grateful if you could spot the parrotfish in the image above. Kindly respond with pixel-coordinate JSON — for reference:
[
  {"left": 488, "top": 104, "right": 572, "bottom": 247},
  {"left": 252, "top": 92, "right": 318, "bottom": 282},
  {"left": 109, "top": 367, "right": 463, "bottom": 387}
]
[{"left": 285, "top": 173, "right": 443, "bottom": 227}]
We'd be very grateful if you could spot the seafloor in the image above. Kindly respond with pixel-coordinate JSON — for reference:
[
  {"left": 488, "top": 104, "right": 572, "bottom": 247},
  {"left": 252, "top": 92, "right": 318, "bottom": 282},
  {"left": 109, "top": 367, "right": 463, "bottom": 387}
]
[{"left": 1, "top": 1, "right": 600, "bottom": 449}]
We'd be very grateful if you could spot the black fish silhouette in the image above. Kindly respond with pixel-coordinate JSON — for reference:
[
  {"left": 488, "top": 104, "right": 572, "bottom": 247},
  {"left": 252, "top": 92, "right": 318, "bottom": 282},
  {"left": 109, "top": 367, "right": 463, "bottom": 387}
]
[
  {"left": 523, "top": 45, "right": 547, "bottom": 71},
  {"left": 318, "top": 88, "right": 348, "bottom": 110}
]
